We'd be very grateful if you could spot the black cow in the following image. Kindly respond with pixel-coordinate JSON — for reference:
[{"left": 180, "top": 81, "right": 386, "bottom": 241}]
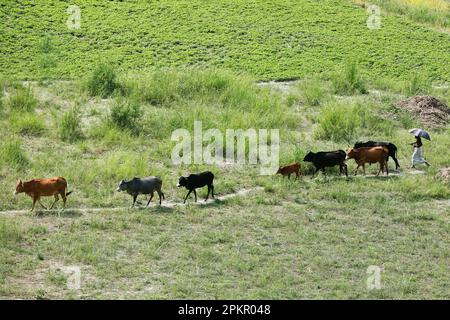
[
  {"left": 303, "top": 150, "right": 348, "bottom": 177},
  {"left": 177, "top": 171, "right": 214, "bottom": 203},
  {"left": 354, "top": 141, "right": 399, "bottom": 169},
  {"left": 117, "top": 176, "right": 165, "bottom": 207}
]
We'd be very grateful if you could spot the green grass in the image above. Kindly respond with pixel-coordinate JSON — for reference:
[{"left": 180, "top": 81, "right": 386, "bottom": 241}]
[
  {"left": 0, "top": 0, "right": 449, "bottom": 82},
  {"left": 0, "top": 0, "right": 449, "bottom": 300},
  {"left": 354, "top": 0, "right": 450, "bottom": 30},
  {"left": 0, "top": 69, "right": 448, "bottom": 299},
  {"left": 59, "top": 107, "right": 83, "bottom": 142}
]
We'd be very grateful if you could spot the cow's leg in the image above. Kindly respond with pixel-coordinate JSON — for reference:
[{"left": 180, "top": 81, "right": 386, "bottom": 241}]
[
  {"left": 156, "top": 190, "right": 163, "bottom": 204},
  {"left": 354, "top": 165, "right": 360, "bottom": 176},
  {"left": 184, "top": 190, "right": 192, "bottom": 203},
  {"left": 296, "top": 170, "right": 300, "bottom": 180},
  {"left": 205, "top": 186, "right": 210, "bottom": 201},
  {"left": 38, "top": 199, "right": 47, "bottom": 210},
  {"left": 146, "top": 192, "right": 154, "bottom": 207},
  {"left": 211, "top": 185, "right": 215, "bottom": 198},
  {"left": 193, "top": 189, "right": 197, "bottom": 202},
  {"left": 312, "top": 167, "right": 320, "bottom": 178},
  {"left": 31, "top": 196, "right": 38, "bottom": 212},
  {"left": 132, "top": 194, "right": 138, "bottom": 207},
  {"left": 343, "top": 164, "right": 348, "bottom": 177},
  {"left": 50, "top": 194, "right": 59, "bottom": 209},
  {"left": 393, "top": 156, "right": 400, "bottom": 170},
  {"left": 385, "top": 160, "right": 389, "bottom": 176},
  {"left": 376, "top": 162, "right": 382, "bottom": 176},
  {"left": 287, "top": 173, "right": 291, "bottom": 179}
]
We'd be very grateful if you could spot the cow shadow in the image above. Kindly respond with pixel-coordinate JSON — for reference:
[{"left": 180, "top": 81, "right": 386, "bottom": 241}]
[
  {"left": 132, "top": 205, "right": 175, "bottom": 214},
  {"left": 34, "top": 209, "right": 83, "bottom": 218}
]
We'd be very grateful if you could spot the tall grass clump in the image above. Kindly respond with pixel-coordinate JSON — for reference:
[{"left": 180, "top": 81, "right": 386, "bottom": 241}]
[
  {"left": 7, "top": 85, "right": 38, "bottom": 112},
  {"left": 0, "top": 140, "right": 29, "bottom": 169},
  {"left": 86, "top": 64, "right": 118, "bottom": 97},
  {"left": 59, "top": 107, "right": 83, "bottom": 142},
  {"left": 330, "top": 61, "right": 368, "bottom": 95},
  {"left": 299, "top": 78, "right": 329, "bottom": 106},
  {"left": 403, "top": 73, "right": 432, "bottom": 96},
  {"left": 11, "top": 112, "right": 46, "bottom": 136},
  {"left": 0, "top": 219, "right": 22, "bottom": 248},
  {"left": 314, "top": 102, "right": 393, "bottom": 142},
  {"left": 121, "top": 69, "right": 250, "bottom": 107},
  {"left": 109, "top": 97, "right": 141, "bottom": 134}
]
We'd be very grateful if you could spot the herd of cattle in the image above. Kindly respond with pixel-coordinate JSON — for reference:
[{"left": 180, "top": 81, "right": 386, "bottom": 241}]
[{"left": 13, "top": 140, "right": 398, "bottom": 211}]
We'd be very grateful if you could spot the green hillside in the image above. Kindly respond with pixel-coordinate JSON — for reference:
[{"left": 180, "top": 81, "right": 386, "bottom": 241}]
[{"left": 1, "top": 0, "right": 449, "bottom": 81}]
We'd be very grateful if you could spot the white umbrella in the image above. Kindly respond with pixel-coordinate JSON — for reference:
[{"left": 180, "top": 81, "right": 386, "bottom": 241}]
[{"left": 409, "top": 128, "right": 431, "bottom": 141}]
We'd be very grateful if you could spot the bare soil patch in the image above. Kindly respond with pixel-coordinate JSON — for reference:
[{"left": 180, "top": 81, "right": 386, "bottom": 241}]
[{"left": 396, "top": 96, "right": 449, "bottom": 128}]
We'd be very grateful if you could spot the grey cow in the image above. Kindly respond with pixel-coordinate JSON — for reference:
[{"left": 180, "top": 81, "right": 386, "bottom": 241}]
[{"left": 117, "top": 176, "right": 165, "bottom": 207}]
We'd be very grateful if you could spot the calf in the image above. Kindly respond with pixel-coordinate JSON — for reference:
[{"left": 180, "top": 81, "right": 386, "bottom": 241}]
[
  {"left": 346, "top": 147, "right": 389, "bottom": 176},
  {"left": 276, "top": 162, "right": 302, "bottom": 179},
  {"left": 14, "top": 177, "right": 72, "bottom": 211},
  {"left": 354, "top": 141, "right": 399, "bottom": 169},
  {"left": 177, "top": 171, "right": 214, "bottom": 203},
  {"left": 303, "top": 150, "right": 348, "bottom": 177},
  {"left": 117, "top": 176, "right": 165, "bottom": 207}
]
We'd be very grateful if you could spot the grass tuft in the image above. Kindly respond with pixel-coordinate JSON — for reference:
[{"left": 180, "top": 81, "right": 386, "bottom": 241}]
[{"left": 86, "top": 64, "right": 118, "bottom": 98}]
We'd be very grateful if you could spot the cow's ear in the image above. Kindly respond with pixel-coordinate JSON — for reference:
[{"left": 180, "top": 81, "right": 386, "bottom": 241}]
[{"left": 17, "top": 179, "right": 22, "bottom": 186}]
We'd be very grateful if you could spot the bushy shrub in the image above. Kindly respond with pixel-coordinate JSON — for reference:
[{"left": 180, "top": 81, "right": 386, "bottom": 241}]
[
  {"left": 109, "top": 97, "right": 141, "bottom": 133},
  {"left": 7, "top": 86, "right": 38, "bottom": 112},
  {"left": 330, "top": 61, "right": 367, "bottom": 95},
  {"left": 59, "top": 107, "right": 83, "bottom": 142},
  {"left": 0, "top": 139, "right": 29, "bottom": 169},
  {"left": 11, "top": 112, "right": 46, "bottom": 136},
  {"left": 86, "top": 64, "right": 118, "bottom": 97}
]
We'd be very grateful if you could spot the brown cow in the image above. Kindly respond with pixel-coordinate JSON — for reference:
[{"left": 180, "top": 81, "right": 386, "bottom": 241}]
[
  {"left": 276, "top": 162, "right": 302, "bottom": 179},
  {"left": 346, "top": 147, "right": 389, "bottom": 176},
  {"left": 14, "top": 177, "right": 72, "bottom": 211}
]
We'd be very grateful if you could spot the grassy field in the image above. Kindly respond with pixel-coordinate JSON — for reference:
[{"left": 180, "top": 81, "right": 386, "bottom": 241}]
[
  {"left": 0, "top": 0, "right": 449, "bottom": 300},
  {"left": 0, "top": 0, "right": 449, "bottom": 81},
  {"left": 354, "top": 0, "right": 450, "bottom": 30}
]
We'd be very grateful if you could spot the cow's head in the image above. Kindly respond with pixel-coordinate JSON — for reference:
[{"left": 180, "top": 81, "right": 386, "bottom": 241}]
[
  {"left": 116, "top": 179, "right": 128, "bottom": 192},
  {"left": 177, "top": 176, "right": 188, "bottom": 188},
  {"left": 345, "top": 148, "right": 355, "bottom": 160},
  {"left": 276, "top": 166, "right": 283, "bottom": 174},
  {"left": 14, "top": 179, "right": 24, "bottom": 196},
  {"left": 303, "top": 152, "right": 315, "bottom": 162}
]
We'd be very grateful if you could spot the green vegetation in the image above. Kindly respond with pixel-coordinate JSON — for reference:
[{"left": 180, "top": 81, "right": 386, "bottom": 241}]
[
  {"left": 0, "top": 0, "right": 449, "bottom": 300},
  {"left": 59, "top": 107, "right": 83, "bottom": 142},
  {"left": 330, "top": 62, "right": 368, "bottom": 96},
  {"left": 0, "top": 68, "right": 448, "bottom": 299},
  {"left": 11, "top": 112, "right": 46, "bottom": 136},
  {"left": 86, "top": 64, "right": 118, "bottom": 98},
  {"left": 6, "top": 86, "right": 38, "bottom": 112},
  {"left": 0, "top": 0, "right": 449, "bottom": 82},
  {"left": 0, "top": 140, "right": 29, "bottom": 170},
  {"left": 355, "top": 0, "right": 450, "bottom": 30}
]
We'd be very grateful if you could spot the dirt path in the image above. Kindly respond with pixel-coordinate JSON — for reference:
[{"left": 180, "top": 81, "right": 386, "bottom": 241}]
[{"left": 0, "top": 187, "right": 264, "bottom": 216}]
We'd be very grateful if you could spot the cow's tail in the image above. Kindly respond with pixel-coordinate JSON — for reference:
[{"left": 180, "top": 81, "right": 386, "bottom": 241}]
[
  {"left": 392, "top": 144, "right": 398, "bottom": 158},
  {"left": 65, "top": 181, "right": 73, "bottom": 196}
]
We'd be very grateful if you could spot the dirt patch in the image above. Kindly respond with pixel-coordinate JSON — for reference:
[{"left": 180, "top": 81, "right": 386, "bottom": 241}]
[
  {"left": 396, "top": 96, "right": 449, "bottom": 128},
  {"left": 436, "top": 167, "right": 450, "bottom": 183}
]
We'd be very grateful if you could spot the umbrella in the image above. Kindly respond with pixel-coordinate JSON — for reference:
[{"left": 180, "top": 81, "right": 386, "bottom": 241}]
[{"left": 409, "top": 128, "right": 431, "bottom": 141}]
